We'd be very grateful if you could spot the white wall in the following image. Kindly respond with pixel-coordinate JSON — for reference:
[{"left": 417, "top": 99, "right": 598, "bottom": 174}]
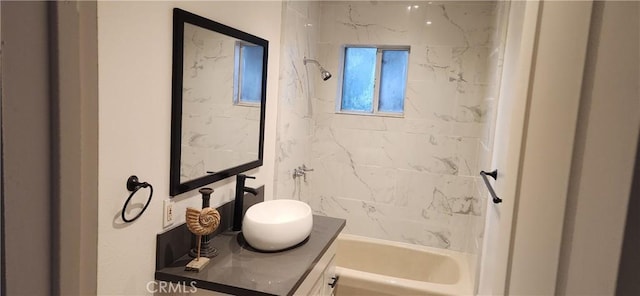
[
  {"left": 557, "top": 1, "right": 640, "bottom": 294},
  {"left": 479, "top": 1, "right": 640, "bottom": 294},
  {"left": 507, "top": 1, "right": 593, "bottom": 294},
  {"left": 477, "top": 2, "right": 540, "bottom": 293},
  {"left": 52, "top": 1, "right": 99, "bottom": 294},
  {"left": 97, "top": 2, "right": 281, "bottom": 295}
]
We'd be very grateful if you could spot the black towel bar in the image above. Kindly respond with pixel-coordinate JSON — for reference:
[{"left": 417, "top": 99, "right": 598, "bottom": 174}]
[{"left": 480, "top": 170, "right": 502, "bottom": 204}]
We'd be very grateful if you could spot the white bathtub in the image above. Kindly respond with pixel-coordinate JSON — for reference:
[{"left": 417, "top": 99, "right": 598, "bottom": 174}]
[{"left": 334, "top": 234, "right": 474, "bottom": 296}]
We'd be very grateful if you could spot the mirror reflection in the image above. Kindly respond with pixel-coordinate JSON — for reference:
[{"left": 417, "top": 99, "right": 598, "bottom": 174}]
[
  {"left": 170, "top": 8, "right": 268, "bottom": 196},
  {"left": 180, "top": 23, "right": 263, "bottom": 183}
]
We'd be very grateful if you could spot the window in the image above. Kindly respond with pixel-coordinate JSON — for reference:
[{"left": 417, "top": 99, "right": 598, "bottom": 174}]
[
  {"left": 234, "top": 42, "right": 264, "bottom": 106},
  {"left": 339, "top": 46, "right": 409, "bottom": 115}
]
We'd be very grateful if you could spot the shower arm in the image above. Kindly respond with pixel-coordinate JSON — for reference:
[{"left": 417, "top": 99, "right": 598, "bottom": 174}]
[
  {"left": 304, "top": 58, "right": 330, "bottom": 72},
  {"left": 303, "top": 58, "right": 321, "bottom": 67},
  {"left": 303, "top": 57, "right": 332, "bottom": 81}
]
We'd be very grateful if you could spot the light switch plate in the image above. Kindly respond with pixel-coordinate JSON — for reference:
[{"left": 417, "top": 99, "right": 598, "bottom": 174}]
[{"left": 163, "top": 199, "right": 175, "bottom": 228}]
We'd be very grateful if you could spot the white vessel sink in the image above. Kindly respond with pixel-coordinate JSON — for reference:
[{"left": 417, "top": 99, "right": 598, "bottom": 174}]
[{"left": 242, "top": 199, "right": 313, "bottom": 252}]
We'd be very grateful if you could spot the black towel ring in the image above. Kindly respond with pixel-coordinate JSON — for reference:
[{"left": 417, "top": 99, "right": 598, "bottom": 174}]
[{"left": 122, "top": 175, "right": 154, "bottom": 223}]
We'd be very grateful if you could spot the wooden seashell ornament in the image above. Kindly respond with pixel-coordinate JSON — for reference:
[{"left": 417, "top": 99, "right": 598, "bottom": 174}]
[
  {"left": 186, "top": 207, "right": 220, "bottom": 236},
  {"left": 185, "top": 206, "right": 221, "bottom": 271},
  {"left": 184, "top": 188, "right": 220, "bottom": 272}
]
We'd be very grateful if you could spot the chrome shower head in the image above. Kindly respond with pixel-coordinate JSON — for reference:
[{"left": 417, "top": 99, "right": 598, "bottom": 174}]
[
  {"left": 319, "top": 67, "right": 332, "bottom": 81},
  {"left": 303, "top": 57, "right": 332, "bottom": 81}
]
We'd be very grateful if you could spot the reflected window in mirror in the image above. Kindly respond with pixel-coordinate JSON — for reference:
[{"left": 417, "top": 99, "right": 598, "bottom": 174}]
[
  {"left": 170, "top": 8, "right": 268, "bottom": 196},
  {"left": 234, "top": 42, "right": 263, "bottom": 106}
]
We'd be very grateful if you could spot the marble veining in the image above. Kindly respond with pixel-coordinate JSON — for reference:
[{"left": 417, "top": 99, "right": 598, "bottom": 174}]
[
  {"left": 180, "top": 23, "right": 260, "bottom": 182},
  {"left": 439, "top": 4, "right": 471, "bottom": 47},
  {"left": 275, "top": 1, "right": 503, "bottom": 253},
  {"left": 337, "top": 4, "right": 409, "bottom": 42},
  {"left": 273, "top": 1, "right": 320, "bottom": 202}
]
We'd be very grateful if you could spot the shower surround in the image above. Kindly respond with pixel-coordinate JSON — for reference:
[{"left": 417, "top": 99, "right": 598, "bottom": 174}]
[{"left": 275, "top": 1, "right": 502, "bottom": 254}]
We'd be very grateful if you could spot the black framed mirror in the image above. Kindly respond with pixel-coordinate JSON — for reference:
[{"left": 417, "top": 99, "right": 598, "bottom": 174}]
[{"left": 170, "top": 8, "right": 268, "bottom": 196}]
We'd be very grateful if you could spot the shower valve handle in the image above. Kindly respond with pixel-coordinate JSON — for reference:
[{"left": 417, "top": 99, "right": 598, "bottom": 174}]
[{"left": 300, "top": 164, "right": 314, "bottom": 172}]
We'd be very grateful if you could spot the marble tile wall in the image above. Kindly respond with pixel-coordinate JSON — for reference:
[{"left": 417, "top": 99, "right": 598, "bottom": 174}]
[
  {"left": 275, "top": 1, "right": 504, "bottom": 254},
  {"left": 477, "top": 0, "right": 509, "bottom": 188},
  {"left": 274, "top": 1, "right": 321, "bottom": 200},
  {"left": 181, "top": 23, "right": 261, "bottom": 183},
  {"left": 471, "top": 0, "right": 509, "bottom": 285}
]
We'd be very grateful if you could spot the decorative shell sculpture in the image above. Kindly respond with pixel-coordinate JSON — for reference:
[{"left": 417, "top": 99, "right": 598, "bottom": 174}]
[
  {"left": 186, "top": 207, "right": 221, "bottom": 263},
  {"left": 186, "top": 207, "right": 220, "bottom": 236}
]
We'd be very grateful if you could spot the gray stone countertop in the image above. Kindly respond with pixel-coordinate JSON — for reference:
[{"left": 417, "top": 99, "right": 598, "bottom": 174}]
[{"left": 155, "top": 215, "right": 346, "bottom": 296}]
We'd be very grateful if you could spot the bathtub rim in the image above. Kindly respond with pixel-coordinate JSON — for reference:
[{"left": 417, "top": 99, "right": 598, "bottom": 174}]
[{"left": 335, "top": 233, "right": 474, "bottom": 296}]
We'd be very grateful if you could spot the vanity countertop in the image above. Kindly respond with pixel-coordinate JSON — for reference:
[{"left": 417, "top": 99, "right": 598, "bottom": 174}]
[{"left": 155, "top": 215, "right": 346, "bottom": 296}]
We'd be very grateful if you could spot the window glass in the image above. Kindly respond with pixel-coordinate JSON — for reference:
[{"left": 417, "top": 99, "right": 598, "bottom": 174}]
[
  {"left": 341, "top": 47, "right": 377, "bottom": 112},
  {"left": 378, "top": 50, "right": 409, "bottom": 113},
  {"left": 239, "top": 45, "right": 263, "bottom": 104},
  {"left": 339, "top": 46, "right": 409, "bottom": 115}
]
